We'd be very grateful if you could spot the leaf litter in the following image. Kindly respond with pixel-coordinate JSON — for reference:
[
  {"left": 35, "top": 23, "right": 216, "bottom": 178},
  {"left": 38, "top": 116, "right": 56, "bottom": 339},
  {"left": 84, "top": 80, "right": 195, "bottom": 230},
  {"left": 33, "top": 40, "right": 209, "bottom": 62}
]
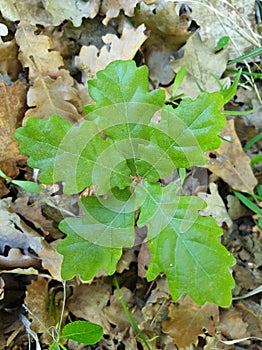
[{"left": 0, "top": 0, "right": 261, "bottom": 349}]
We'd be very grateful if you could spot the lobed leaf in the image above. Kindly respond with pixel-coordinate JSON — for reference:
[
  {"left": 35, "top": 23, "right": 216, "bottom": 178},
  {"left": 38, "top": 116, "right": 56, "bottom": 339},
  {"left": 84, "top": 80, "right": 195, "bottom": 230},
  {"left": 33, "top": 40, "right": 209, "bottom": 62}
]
[
  {"left": 15, "top": 115, "right": 131, "bottom": 194},
  {"left": 143, "top": 182, "right": 235, "bottom": 307},
  {"left": 149, "top": 92, "right": 226, "bottom": 168}
]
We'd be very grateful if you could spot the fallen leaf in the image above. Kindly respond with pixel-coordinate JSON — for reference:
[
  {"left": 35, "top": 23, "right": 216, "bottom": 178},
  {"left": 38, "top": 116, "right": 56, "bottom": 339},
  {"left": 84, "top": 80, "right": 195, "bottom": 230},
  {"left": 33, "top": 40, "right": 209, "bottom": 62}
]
[
  {"left": 0, "top": 80, "right": 27, "bottom": 179},
  {"left": 38, "top": 241, "right": 63, "bottom": 281},
  {"left": 162, "top": 295, "right": 219, "bottom": 349},
  {"left": 67, "top": 281, "right": 112, "bottom": 333},
  {"left": 104, "top": 287, "right": 135, "bottom": 331},
  {"left": 102, "top": 0, "right": 141, "bottom": 25},
  {"left": 187, "top": 0, "right": 259, "bottom": 59},
  {"left": 25, "top": 72, "right": 83, "bottom": 122},
  {"left": 237, "top": 300, "right": 262, "bottom": 337},
  {"left": 135, "top": 0, "right": 197, "bottom": 85},
  {"left": 227, "top": 194, "right": 247, "bottom": 220},
  {"left": 75, "top": 22, "right": 147, "bottom": 77},
  {"left": 219, "top": 307, "right": 249, "bottom": 339},
  {"left": 11, "top": 197, "right": 60, "bottom": 237},
  {"left": 15, "top": 22, "right": 64, "bottom": 81},
  {"left": 44, "top": 0, "right": 100, "bottom": 26},
  {"left": 198, "top": 182, "right": 233, "bottom": 228},
  {"left": 0, "top": 198, "right": 45, "bottom": 255},
  {"left": 170, "top": 32, "right": 229, "bottom": 98},
  {"left": 206, "top": 119, "right": 258, "bottom": 193},
  {"left": 0, "top": 248, "right": 41, "bottom": 270},
  {"left": 25, "top": 277, "right": 59, "bottom": 343},
  {"left": 0, "top": 39, "right": 21, "bottom": 81},
  {"left": 0, "top": 0, "right": 53, "bottom": 25}
]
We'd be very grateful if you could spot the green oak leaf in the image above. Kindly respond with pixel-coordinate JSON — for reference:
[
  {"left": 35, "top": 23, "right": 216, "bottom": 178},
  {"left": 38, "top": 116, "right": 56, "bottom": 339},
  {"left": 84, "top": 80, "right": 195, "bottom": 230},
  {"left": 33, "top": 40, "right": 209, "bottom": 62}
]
[
  {"left": 85, "top": 60, "right": 165, "bottom": 113},
  {"left": 149, "top": 92, "right": 226, "bottom": 168},
  {"left": 57, "top": 224, "right": 122, "bottom": 280},
  {"left": 141, "top": 182, "right": 235, "bottom": 307},
  {"left": 85, "top": 60, "right": 165, "bottom": 144},
  {"left": 14, "top": 115, "right": 131, "bottom": 194},
  {"left": 59, "top": 195, "right": 135, "bottom": 248}
]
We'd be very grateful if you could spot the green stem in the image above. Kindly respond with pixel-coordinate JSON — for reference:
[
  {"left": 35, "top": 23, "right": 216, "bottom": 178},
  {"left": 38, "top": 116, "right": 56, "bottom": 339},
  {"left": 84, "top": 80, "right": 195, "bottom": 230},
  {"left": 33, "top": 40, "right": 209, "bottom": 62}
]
[{"left": 113, "top": 275, "right": 152, "bottom": 350}]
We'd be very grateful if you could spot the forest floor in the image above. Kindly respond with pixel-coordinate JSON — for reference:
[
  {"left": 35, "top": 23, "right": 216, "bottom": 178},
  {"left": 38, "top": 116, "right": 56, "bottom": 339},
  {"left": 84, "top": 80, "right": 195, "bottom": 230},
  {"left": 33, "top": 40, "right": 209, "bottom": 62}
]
[{"left": 0, "top": 1, "right": 261, "bottom": 349}]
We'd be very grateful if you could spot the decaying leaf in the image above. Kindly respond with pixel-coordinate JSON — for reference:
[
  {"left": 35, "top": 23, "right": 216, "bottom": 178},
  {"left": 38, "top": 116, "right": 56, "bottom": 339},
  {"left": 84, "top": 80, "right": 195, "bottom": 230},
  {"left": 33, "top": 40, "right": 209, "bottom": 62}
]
[
  {"left": 15, "top": 22, "right": 64, "bottom": 81},
  {"left": 0, "top": 80, "right": 27, "bottom": 196},
  {"left": 75, "top": 22, "right": 147, "bottom": 77},
  {"left": 135, "top": 0, "right": 197, "bottom": 85},
  {"left": 0, "top": 248, "right": 41, "bottom": 270},
  {"left": 0, "top": 40, "right": 21, "bottom": 81},
  {"left": 206, "top": 119, "right": 258, "bottom": 193},
  {"left": 102, "top": 0, "right": 141, "bottom": 25},
  {"left": 170, "top": 32, "right": 229, "bottom": 98},
  {"left": 104, "top": 287, "right": 139, "bottom": 331},
  {"left": 0, "top": 0, "right": 53, "bottom": 25},
  {"left": 38, "top": 241, "right": 63, "bottom": 281},
  {"left": 219, "top": 307, "right": 249, "bottom": 339},
  {"left": 198, "top": 182, "right": 233, "bottom": 228},
  {"left": 43, "top": 0, "right": 101, "bottom": 26},
  {"left": 0, "top": 198, "right": 45, "bottom": 255},
  {"left": 25, "top": 277, "right": 60, "bottom": 343},
  {"left": 25, "top": 72, "right": 83, "bottom": 122},
  {"left": 67, "top": 281, "right": 112, "bottom": 332},
  {"left": 186, "top": 0, "right": 259, "bottom": 59},
  {"left": 162, "top": 295, "right": 219, "bottom": 348},
  {"left": 11, "top": 197, "right": 60, "bottom": 237}
]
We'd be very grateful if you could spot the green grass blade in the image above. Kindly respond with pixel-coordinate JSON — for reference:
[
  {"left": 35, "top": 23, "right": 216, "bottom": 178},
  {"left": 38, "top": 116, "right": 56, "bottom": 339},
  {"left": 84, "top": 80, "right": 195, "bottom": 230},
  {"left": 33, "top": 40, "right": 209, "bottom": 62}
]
[
  {"left": 228, "top": 47, "right": 262, "bottom": 65},
  {"left": 244, "top": 132, "right": 262, "bottom": 150},
  {"left": 113, "top": 276, "right": 152, "bottom": 350},
  {"left": 233, "top": 190, "right": 262, "bottom": 216}
]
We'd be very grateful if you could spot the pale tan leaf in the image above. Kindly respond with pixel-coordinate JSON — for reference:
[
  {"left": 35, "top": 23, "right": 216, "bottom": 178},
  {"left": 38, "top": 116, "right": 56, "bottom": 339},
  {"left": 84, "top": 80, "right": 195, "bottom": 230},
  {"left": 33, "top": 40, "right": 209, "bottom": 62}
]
[
  {"left": 102, "top": 0, "right": 141, "bottom": 25},
  {"left": 43, "top": 0, "right": 101, "bottom": 26},
  {"left": 170, "top": 32, "right": 229, "bottom": 98},
  {"left": 0, "top": 0, "right": 53, "bottom": 25},
  {"left": 205, "top": 119, "right": 258, "bottom": 193},
  {"left": 15, "top": 22, "right": 63, "bottom": 81},
  {"left": 0, "top": 248, "right": 41, "bottom": 270},
  {"left": 38, "top": 241, "right": 63, "bottom": 281},
  {"left": 75, "top": 23, "right": 147, "bottom": 77},
  {"left": 198, "top": 182, "right": 233, "bottom": 228},
  {"left": 186, "top": 0, "right": 259, "bottom": 59},
  {"left": 163, "top": 295, "right": 219, "bottom": 349},
  {"left": 25, "top": 72, "right": 83, "bottom": 122}
]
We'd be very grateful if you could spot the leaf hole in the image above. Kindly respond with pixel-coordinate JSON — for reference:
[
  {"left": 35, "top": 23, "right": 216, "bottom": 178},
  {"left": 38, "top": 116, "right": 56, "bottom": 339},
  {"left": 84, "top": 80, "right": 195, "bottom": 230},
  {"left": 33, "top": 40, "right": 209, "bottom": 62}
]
[{"left": 209, "top": 152, "right": 217, "bottom": 159}]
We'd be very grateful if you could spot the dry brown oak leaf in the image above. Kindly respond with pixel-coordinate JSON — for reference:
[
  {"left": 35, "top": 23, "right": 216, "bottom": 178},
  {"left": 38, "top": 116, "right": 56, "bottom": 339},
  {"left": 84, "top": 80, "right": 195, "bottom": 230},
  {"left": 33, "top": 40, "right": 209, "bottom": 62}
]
[
  {"left": 205, "top": 119, "right": 258, "bottom": 193},
  {"left": 163, "top": 295, "right": 219, "bottom": 348},
  {"left": 0, "top": 80, "right": 27, "bottom": 196}
]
